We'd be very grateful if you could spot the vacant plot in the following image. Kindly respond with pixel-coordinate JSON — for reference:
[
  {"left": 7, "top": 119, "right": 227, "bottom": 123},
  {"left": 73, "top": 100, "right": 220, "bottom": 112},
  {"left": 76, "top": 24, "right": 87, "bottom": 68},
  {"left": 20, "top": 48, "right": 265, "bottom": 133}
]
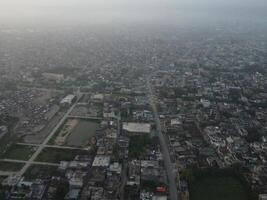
[
  {"left": 0, "top": 161, "right": 24, "bottom": 172},
  {"left": 54, "top": 119, "right": 79, "bottom": 146},
  {"left": 35, "top": 147, "right": 89, "bottom": 163},
  {"left": 190, "top": 176, "right": 249, "bottom": 200},
  {"left": 0, "top": 144, "right": 35, "bottom": 160}
]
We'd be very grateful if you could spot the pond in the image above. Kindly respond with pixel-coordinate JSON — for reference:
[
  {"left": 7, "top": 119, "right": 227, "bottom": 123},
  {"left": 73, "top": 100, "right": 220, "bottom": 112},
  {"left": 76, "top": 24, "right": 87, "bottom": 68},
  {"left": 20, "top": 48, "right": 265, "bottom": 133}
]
[{"left": 66, "top": 119, "right": 99, "bottom": 147}]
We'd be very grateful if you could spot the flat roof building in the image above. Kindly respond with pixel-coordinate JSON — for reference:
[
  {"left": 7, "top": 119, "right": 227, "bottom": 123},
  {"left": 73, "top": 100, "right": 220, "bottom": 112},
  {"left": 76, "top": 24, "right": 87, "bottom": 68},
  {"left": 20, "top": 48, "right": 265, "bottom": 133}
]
[
  {"left": 92, "top": 155, "right": 110, "bottom": 168},
  {"left": 123, "top": 122, "right": 151, "bottom": 134},
  {"left": 60, "top": 94, "right": 76, "bottom": 105},
  {"left": 259, "top": 194, "right": 267, "bottom": 200}
]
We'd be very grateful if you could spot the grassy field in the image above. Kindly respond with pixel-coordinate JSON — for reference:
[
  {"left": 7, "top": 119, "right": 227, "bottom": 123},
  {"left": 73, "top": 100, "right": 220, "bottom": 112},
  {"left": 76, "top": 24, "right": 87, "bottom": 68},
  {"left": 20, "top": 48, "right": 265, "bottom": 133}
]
[
  {"left": 35, "top": 147, "right": 89, "bottom": 163},
  {"left": 190, "top": 176, "right": 249, "bottom": 200},
  {"left": 24, "top": 165, "right": 58, "bottom": 180},
  {"left": 0, "top": 162, "right": 24, "bottom": 171},
  {"left": 0, "top": 144, "right": 35, "bottom": 160}
]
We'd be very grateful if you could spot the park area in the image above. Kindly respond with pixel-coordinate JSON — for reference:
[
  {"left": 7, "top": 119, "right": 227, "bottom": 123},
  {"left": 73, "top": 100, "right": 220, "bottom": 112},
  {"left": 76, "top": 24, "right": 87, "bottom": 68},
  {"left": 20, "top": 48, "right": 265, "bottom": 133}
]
[
  {"left": 35, "top": 147, "right": 89, "bottom": 163},
  {"left": 24, "top": 165, "right": 59, "bottom": 180},
  {"left": 0, "top": 144, "right": 36, "bottom": 160},
  {"left": 188, "top": 167, "right": 257, "bottom": 200},
  {"left": 190, "top": 176, "right": 249, "bottom": 200},
  {"left": 0, "top": 161, "right": 24, "bottom": 172}
]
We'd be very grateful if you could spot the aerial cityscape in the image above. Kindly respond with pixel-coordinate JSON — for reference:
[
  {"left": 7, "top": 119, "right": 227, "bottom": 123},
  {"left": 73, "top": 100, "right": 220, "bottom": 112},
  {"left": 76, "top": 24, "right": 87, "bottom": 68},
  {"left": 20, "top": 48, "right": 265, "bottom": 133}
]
[{"left": 0, "top": 0, "right": 267, "bottom": 200}]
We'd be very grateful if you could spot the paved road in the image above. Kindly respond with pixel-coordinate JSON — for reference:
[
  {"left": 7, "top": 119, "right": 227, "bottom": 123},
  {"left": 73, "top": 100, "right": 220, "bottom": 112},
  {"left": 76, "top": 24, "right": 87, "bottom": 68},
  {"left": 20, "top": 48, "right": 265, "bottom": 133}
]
[
  {"left": 0, "top": 171, "right": 16, "bottom": 176},
  {"left": 16, "top": 143, "right": 39, "bottom": 147},
  {"left": 117, "top": 111, "right": 121, "bottom": 136},
  {"left": 147, "top": 78, "right": 179, "bottom": 200},
  {"left": 119, "top": 161, "right": 127, "bottom": 200},
  {"left": 68, "top": 115, "right": 102, "bottom": 120},
  {"left": 0, "top": 159, "right": 59, "bottom": 167},
  {"left": 16, "top": 143, "right": 85, "bottom": 150},
  {"left": 17, "top": 96, "right": 81, "bottom": 176}
]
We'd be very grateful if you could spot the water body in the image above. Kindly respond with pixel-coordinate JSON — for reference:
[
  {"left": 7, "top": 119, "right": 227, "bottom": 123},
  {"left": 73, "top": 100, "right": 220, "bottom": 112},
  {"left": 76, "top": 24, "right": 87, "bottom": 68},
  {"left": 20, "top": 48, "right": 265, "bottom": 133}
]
[{"left": 66, "top": 119, "right": 99, "bottom": 147}]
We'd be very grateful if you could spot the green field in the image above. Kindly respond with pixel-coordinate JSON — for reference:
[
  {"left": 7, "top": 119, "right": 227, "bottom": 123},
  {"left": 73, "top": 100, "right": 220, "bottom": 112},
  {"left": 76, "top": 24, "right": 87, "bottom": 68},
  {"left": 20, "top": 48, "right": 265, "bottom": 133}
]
[
  {"left": 24, "top": 165, "right": 58, "bottom": 180},
  {"left": 190, "top": 176, "right": 249, "bottom": 200},
  {"left": 0, "top": 144, "right": 35, "bottom": 160},
  {"left": 35, "top": 147, "right": 89, "bottom": 163},
  {"left": 0, "top": 162, "right": 24, "bottom": 171}
]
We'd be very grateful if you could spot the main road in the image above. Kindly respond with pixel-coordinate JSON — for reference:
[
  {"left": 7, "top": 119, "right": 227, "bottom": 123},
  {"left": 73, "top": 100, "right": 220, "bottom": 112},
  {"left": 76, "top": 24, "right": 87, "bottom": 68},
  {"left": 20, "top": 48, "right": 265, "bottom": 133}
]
[{"left": 147, "top": 77, "right": 179, "bottom": 200}]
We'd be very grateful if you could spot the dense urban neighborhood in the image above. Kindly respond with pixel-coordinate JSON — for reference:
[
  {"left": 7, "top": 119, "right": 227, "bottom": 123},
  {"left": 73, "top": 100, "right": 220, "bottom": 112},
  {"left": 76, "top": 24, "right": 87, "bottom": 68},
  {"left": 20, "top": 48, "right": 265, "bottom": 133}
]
[{"left": 0, "top": 25, "right": 267, "bottom": 200}]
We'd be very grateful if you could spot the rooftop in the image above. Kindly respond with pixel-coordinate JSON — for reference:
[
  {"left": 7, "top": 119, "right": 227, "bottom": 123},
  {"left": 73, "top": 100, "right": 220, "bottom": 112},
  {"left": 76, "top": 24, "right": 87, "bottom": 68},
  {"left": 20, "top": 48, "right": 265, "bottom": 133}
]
[
  {"left": 123, "top": 122, "right": 151, "bottom": 134},
  {"left": 92, "top": 155, "right": 111, "bottom": 167}
]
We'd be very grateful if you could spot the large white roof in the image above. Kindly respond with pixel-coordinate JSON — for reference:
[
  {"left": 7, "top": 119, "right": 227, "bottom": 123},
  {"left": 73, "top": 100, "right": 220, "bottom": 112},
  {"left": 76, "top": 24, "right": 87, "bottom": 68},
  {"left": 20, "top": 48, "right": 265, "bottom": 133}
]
[{"left": 123, "top": 122, "right": 151, "bottom": 133}]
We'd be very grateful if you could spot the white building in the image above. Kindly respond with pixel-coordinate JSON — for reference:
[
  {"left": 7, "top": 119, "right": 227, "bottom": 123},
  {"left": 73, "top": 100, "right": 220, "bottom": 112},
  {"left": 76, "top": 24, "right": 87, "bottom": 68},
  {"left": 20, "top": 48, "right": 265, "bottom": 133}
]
[
  {"left": 152, "top": 196, "right": 168, "bottom": 200},
  {"left": 123, "top": 122, "right": 151, "bottom": 134},
  {"left": 92, "top": 155, "right": 110, "bottom": 168},
  {"left": 259, "top": 194, "right": 267, "bottom": 200},
  {"left": 60, "top": 94, "right": 76, "bottom": 106},
  {"left": 200, "top": 99, "right": 211, "bottom": 108},
  {"left": 108, "top": 162, "right": 122, "bottom": 175}
]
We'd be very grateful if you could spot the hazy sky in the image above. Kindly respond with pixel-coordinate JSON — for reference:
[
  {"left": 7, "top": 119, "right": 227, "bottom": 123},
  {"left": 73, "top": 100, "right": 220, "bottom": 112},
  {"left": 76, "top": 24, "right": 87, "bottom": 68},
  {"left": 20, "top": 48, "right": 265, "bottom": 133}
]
[{"left": 0, "top": 0, "right": 266, "bottom": 27}]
